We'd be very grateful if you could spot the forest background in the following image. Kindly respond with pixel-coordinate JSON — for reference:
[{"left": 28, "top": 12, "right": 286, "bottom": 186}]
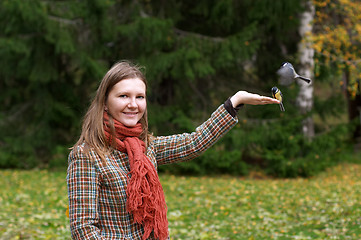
[{"left": 1, "top": 0, "right": 361, "bottom": 177}]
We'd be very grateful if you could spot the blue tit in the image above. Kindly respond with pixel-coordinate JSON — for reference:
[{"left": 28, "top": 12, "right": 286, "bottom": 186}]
[
  {"left": 277, "top": 62, "right": 311, "bottom": 85},
  {"left": 271, "top": 86, "right": 285, "bottom": 112}
]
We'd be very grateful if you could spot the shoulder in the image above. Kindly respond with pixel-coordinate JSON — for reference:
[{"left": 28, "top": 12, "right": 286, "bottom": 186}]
[
  {"left": 68, "top": 143, "right": 88, "bottom": 161},
  {"left": 68, "top": 143, "right": 103, "bottom": 166}
]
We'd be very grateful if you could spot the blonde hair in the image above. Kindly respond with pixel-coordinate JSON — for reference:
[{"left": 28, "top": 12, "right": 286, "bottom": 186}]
[{"left": 72, "top": 60, "right": 150, "bottom": 160}]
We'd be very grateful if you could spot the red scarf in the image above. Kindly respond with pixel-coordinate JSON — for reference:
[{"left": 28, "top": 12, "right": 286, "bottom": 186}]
[{"left": 103, "top": 112, "right": 168, "bottom": 240}]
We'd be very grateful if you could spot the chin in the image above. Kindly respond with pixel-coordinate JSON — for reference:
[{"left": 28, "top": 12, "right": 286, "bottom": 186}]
[{"left": 122, "top": 121, "right": 139, "bottom": 127}]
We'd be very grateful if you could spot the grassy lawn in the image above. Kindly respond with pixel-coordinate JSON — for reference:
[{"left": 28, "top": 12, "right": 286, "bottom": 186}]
[{"left": 1, "top": 164, "right": 361, "bottom": 239}]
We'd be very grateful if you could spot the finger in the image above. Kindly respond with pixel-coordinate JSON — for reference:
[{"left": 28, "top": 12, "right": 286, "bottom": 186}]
[
  {"left": 261, "top": 97, "right": 280, "bottom": 104},
  {"left": 260, "top": 96, "right": 274, "bottom": 102}
]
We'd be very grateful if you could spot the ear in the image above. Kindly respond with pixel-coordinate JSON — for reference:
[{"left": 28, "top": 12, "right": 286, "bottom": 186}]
[{"left": 104, "top": 105, "right": 108, "bottom": 112}]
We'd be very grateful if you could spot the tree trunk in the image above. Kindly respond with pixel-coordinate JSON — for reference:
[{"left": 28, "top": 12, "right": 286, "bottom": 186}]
[
  {"left": 344, "top": 69, "right": 361, "bottom": 141},
  {"left": 297, "top": 0, "right": 315, "bottom": 140}
]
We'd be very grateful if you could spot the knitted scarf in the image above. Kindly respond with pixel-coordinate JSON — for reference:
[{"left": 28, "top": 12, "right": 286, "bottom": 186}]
[{"left": 103, "top": 112, "right": 168, "bottom": 240}]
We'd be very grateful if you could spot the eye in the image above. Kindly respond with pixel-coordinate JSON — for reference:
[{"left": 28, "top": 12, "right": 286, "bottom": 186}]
[
  {"left": 119, "top": 94, "right": 127, "bottom": 98},
  {"left": 137, "top": 95, "right": 145, "bottom": 99}
]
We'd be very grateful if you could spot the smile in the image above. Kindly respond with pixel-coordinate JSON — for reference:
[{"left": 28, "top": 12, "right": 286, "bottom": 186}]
[{"left": 124, "top": 112, "right": 138, "bottom": 116}]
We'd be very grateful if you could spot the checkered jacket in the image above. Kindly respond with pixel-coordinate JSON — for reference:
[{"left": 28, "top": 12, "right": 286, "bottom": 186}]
[{"left": 67, "top": 104, "right": 238, "bottom": 239}]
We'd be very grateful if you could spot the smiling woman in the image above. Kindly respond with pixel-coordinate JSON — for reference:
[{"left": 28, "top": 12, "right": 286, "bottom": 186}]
[
  {"left": 66, "top": 60, "right": 279, "bottom": 240},
  {"left": 105, "top": 78, "right": 147, "bottom": 127}
]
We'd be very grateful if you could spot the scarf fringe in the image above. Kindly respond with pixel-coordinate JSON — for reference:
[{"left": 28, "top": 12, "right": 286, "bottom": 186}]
[{"left": 125, "top": 139, "right": 168, "bottom": 240}]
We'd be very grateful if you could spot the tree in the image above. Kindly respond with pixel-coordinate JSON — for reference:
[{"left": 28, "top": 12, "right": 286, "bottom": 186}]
[
  {"left": 112, "top": 0, "right": 303, "bottom": 130},
  {"left": 0, "top": 0, "right": 111, "bottom": 167},
  {"left": 297, "top": 0, "right": 315, "bottom": 139},
  {"left": 0, "top": 0, "right": 305, "bottom": 168},
  {"left": 312, "top": 0, "right": 361, "bottom": 140}
]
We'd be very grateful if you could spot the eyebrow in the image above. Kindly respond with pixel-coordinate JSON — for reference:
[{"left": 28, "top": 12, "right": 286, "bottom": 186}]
[{"left": 114, "top": 90, "right": 146, "bottom": 95}]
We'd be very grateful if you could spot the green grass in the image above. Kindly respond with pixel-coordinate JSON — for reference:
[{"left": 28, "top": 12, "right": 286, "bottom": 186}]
[
  {"left": 1, "top": 164, "right": 361, "bottom": 239},
  {"left": 0, "top": 170, "right": 69, "bottom": 239}
]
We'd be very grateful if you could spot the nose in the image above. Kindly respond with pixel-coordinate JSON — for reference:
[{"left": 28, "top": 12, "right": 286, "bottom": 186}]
[{"left": 127, "top": 97, "right": 137, "bottom": 108}]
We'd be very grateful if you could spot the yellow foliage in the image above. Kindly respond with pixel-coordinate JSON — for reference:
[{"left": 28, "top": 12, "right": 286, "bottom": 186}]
[{"left": 312, "top": 0, "right": 361, "bottom": 96}]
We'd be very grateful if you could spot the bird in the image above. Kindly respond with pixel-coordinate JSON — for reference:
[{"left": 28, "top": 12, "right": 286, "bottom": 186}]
[
  {"left": 271, "top": 86, "right": 285, "bottom": 112},
  {"left": 277, "top": 62, "right": 311, "bottom": 85}
]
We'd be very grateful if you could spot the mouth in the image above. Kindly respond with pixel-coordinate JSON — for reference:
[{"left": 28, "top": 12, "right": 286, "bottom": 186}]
[{"left": 123, "top": 112, "right": 138, "bottom": 117}]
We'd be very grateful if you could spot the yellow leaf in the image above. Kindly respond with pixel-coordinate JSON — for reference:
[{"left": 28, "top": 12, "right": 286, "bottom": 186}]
[{"left": 66, "top": 205, "right": 69, "bottom": 218}]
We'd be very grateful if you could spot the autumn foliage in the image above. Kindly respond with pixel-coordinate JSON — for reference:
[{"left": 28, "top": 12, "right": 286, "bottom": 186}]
[{"left": 312, "top": 0, "right": 361, "bottom": 97}]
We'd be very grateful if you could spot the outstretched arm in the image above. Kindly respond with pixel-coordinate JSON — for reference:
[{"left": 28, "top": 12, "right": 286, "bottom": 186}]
[{"left": 230, "top": 91, "right": 279, "bottom": 107}]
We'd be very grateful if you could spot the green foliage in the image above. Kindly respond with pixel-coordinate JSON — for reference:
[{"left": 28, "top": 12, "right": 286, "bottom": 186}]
[
  {"left": 113, "top": 0, "right": 301, "bottom": 114},
  {"left": 244, "top": 116, "right": 352, "bottom": 178},
  {"left": 161, "top": 103, "right": 353, "bottom": 178},
  {"left": 0, "top": 0, "right": 354, "bottom": 178},
  {"left": 0, "top": 0, "right": 109, "bottom": 168},
  {"left": 161, "top": 145, "right": 249, "bottom": 176}
]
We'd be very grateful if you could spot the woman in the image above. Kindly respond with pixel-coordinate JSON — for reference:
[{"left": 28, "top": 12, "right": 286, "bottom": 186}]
[{"left": 67, "top": 60, "right": 279, "bottom": 240}]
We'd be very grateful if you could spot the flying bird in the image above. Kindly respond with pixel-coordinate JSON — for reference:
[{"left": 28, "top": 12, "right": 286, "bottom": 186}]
[{"left": 277, "top": 62, "right": 311, "bottom": 85}]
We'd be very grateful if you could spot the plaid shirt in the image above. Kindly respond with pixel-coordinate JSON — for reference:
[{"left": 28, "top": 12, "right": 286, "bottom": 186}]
[{"left": 67, "top": 105, "right": 238, "bottom": 239}]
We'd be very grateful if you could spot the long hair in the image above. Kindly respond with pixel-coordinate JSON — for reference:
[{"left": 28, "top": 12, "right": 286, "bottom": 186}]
[{"left": 72, "top": 60, "right": 150, "bottom": 161}]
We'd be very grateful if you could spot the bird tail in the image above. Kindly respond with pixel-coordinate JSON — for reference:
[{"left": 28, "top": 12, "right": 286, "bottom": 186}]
[
  {"left": 298, "top": 76, "right": 311, "bottom": 84},
  {"left": 279, "top": 103, "right": 285, "bottom": 112}
]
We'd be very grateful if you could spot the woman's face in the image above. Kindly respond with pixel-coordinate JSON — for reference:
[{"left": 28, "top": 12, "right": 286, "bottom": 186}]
[{"left": 106, "top": 78, "right": 146, "bottom": 127}]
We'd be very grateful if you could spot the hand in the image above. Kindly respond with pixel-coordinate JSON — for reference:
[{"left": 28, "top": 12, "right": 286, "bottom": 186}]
[{"left": 230, "top": 91, "right": 280, "bottom": 107}]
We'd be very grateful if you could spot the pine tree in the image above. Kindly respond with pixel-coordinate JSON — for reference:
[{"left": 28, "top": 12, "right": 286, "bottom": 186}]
[
  {"left": 0, "top": 0, "right": 110, "bottom": 167},
  {"left": 0, "top": 0, "right": 304, "bottom": 167}
]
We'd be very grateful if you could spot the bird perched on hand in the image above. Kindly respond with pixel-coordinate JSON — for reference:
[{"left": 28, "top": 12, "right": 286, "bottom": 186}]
[
  {"left": 277, "top": 62, "right": 311, "bottom": 85},
  {"left": 271, "top": 86, "right": 285, "bottom": 112}
]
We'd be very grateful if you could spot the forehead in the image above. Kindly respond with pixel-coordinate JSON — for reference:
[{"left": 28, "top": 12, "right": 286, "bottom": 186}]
[{"left": 111, "top": 78, "right": 146, "bottom": 93}]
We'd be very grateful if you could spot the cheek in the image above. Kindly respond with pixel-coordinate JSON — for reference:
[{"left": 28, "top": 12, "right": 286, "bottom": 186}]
[
  {"left": 139, "top": 101, "right": 147, "bottom": 113},
  {"left": 106, "top": 98, "right": 125, "bottom": 113}
]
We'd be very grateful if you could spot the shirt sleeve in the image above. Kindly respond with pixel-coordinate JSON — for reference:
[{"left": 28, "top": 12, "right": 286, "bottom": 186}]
[
  {"left": 152, "top": 104, "right": 238, "bottom": 165},
  {"left": 224, "top": 97, "right": 244, "bottom": 117},
  {"left": 67, "top": 147, "right": 106, "bottom": 240}
]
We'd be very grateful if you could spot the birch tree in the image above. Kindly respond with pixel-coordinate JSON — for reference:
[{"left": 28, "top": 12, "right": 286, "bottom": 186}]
[{"left": 297, "top": 0, "right": 315, "bottom": 139}]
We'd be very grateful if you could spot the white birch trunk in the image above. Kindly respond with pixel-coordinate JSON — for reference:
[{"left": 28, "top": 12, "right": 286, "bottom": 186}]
[{"left": 297, "top": 0, "right": 315, "bottom": 139}]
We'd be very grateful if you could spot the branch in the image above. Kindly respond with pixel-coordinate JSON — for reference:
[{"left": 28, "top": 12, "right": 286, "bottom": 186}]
[
  {"left": 239, "top": 118, "right": 280, "bottom": 125},
  {"left": 48, "top": 15, "right": 81, "bottom": 25},
  {"left": 0, "top": 102, "right": 31, "bottom": 126},
  {"left": 173, "top": 28, "right": 224, "bottom": 43},
  {"left": 132, "top": 0, "right": 149, "bottom": 18},
  {"left": 130, "top": 0, "right": 224, "bottom": 43}
]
